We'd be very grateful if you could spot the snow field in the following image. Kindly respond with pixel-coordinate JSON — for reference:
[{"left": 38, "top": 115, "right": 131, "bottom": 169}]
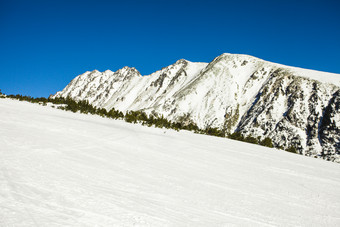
[{"left": 0, "top": 99, "right": 339, "bottom": 226}]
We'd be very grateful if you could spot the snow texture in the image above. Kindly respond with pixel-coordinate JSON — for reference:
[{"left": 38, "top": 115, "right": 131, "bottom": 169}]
[{"left": 1, "top": 99, "right": 340, "bottom": 226}]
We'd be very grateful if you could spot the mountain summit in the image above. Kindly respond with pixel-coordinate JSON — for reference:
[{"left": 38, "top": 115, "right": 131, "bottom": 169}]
[{"left": 53, "top": 53, "right": 340, "bottom": 162}]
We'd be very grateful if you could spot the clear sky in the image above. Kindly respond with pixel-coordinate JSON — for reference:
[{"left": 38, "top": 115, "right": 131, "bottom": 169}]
[{"left": 1, "top": 0, "right": 339, "bottom": 97}]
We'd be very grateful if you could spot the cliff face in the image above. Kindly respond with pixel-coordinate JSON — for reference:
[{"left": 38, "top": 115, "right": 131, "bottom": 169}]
[{"left": 53, "top": 53, "right": 340, "bottom": 162}]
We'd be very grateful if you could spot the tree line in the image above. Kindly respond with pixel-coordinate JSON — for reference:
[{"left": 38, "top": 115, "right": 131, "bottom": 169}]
[{"left": 0, "top": 90, "right": 296, "bottom": 153}]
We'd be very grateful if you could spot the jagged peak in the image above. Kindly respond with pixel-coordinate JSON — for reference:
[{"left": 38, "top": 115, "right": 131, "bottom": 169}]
[
  {"left": 104, "top": 69, "right": 113, "bottom": 74},
  {"left": 91, "top": 69, "right": 100, "bottom": 73},
  {"left": 175, "top": 59, "right": 189, "bottom": 64},
  {"left": 173, "top": 58, "right": 207, "bottom": 66},
  {"left": 213, "top": 53, "right": 262, "bottom": 63},
  {"left": 114, "top": 66, "right": 142, "bottom": 77}
]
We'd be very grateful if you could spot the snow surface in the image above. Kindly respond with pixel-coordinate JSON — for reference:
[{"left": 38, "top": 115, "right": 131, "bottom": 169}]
[
  {"left": 221, "top": 53, "right": 340, "bottom": 87},
  {"left": 1, "top": 99, "right": 340, "bottom": 226}
]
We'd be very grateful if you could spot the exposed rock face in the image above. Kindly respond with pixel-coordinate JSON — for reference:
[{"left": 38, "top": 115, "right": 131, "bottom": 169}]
[{"left": 53, "top": 53, "right": 340, "bottom": 162}]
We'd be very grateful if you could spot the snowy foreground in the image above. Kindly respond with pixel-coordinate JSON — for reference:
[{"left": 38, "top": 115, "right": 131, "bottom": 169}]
[{"left": 0, "top": 99, "right": 339, "bottom": 226}]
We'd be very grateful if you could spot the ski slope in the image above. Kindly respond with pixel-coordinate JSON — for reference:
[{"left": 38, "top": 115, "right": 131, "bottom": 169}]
[{"left": 0, "top": 99, "right": 339, "bottom": 226}]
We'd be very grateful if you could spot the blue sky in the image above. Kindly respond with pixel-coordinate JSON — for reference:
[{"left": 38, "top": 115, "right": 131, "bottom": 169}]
[{"left": 1, "top": 0, "right": 339, "bottom": 97}]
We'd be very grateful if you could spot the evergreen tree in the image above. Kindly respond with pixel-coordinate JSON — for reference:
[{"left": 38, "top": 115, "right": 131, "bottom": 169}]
[
  {"left": 244, "top": 135, "right": 258, "bottom": 144},
  {"left": 260, "top": 137, "right": 274, "bottom": 148},
  {"left": 286, "top": 146, "right": 297, "bottom": 153}
]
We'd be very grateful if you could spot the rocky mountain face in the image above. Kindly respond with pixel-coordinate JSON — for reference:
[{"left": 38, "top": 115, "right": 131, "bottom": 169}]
[{"left": 52, "top": 53, "right": 340, "bottom": 162}]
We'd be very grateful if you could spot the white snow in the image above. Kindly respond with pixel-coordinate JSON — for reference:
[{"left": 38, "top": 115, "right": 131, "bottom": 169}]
[
  {"left": 1, "top": 99, "right": 340, "bottom": 226},
  {"left": 221, "top": 53, "right": 340, "bottom": 87}
]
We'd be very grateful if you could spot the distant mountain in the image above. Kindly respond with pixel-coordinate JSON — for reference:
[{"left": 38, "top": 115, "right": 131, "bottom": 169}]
[{"left": 52, "top": 53, "right": 340, "bottom": 162}]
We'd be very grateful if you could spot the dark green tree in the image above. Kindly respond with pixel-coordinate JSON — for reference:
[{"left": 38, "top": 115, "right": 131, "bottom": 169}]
[
  {"left": 286, "top": 146, "right": 297, "bottom": 153},
  {"left": 260, "top": 137, "right": 274, "bottom": 148}
]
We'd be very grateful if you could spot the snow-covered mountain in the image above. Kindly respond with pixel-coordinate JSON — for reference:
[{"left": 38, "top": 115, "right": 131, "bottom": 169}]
[{"left": 52, "top": 53, "right": 340, "bottom": 162}]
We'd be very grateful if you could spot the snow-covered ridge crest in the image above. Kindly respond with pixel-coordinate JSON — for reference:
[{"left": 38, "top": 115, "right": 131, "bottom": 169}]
[
  {"left": 219, "top": 53, "right": 340, "bottom": 86},
  {"left": 53, "top": 53, "right": 340, "bottom": 162}
]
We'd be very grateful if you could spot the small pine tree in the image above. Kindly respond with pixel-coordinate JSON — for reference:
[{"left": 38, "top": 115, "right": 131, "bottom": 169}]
[
  {"left": 286, "top": 146, "right": 297, "bottom": 153},
  {"left": 260, "top": 137, "right": 273, "bottom": 148},
  {"left": 229, "top": 132, "right": 244, "bottom": 141},
  {"left": 244, "top": 135, "right": 258, "bottom": 144}
]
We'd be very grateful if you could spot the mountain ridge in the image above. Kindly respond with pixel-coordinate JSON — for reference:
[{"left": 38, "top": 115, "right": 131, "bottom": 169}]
[{"left": 52, "top": 53, "right": 340, "bottom": 162}]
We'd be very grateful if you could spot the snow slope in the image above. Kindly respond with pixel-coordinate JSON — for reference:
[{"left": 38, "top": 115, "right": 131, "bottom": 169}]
[{"left": 1, "top": 99, "right": 340, "bottom": 226}]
